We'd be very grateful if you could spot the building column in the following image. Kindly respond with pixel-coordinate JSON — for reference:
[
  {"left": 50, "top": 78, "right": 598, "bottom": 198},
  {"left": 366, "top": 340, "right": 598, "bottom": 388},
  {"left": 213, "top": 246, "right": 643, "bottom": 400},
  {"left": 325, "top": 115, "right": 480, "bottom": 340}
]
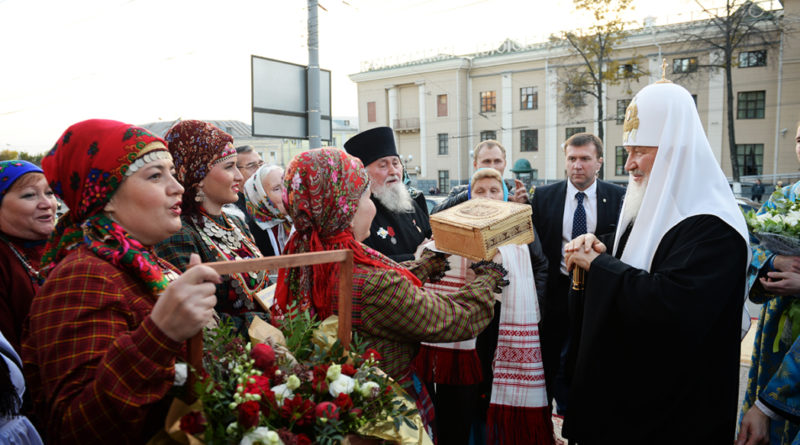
[
  {"left": 545, "top": 61, "right": 558, "bottom": 180},
  {"left": 387, "top": 86, "right": 398, "bottom": 129},
  {"left": 707, "top": 50, "right": 724, "bottom": 163},
  {"left": 417, "top": 81, "right": 427, "bottom": 178},
  {"left": 501, "top": 72, "right": 513, "bottom": 179}
]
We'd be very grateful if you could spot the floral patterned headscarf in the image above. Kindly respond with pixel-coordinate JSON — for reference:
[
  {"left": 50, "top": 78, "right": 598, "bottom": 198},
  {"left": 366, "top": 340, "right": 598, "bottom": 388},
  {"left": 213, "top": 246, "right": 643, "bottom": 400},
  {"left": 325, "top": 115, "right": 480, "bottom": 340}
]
[
  {"left": 164, "top": 120, "right": 236, "bottom": 215},
  {"left": 244, "top": 164, "right": 292, "bottom": 231},
  {"left": 41, "top": 119, "right": 176, "bottom": 294},
  {"left": 273, "top": 148, "right": 421, "bottom": 320}
]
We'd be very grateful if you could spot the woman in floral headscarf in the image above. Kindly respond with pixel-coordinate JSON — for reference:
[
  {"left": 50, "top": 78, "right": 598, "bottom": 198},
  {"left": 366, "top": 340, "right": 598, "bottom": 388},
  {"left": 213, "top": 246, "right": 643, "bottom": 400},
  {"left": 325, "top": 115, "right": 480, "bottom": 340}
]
[
  {"left": 22, "top": 119, "right": 219, "bottom": 444},
  {"left": 273, "top": 148, "right": 507, "bottom": 440},
  {"left": 155, "top": 120, "right": 269, "bottom": 330},
  {"left": 0, "top": 160, "right": 57, "bottom": 353},
  {"left": 243, "top": 164, "right": 292, "bottom": 257}
]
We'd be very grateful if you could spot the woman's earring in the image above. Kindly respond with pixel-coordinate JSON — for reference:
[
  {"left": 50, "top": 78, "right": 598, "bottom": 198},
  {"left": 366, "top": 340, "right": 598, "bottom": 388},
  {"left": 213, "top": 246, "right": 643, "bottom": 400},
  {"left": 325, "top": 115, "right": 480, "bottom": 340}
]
[{"left": 195, "top": 188, "right": 205, "bottom": 203}]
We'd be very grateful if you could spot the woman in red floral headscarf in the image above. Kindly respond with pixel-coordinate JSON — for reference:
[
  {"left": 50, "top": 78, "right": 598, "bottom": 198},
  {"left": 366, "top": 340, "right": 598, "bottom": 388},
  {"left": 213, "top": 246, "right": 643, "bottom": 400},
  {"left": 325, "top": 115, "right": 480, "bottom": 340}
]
[
  {"left": 273, "top": 148, "right": 508, "bottom": 441},
  {"left": 155, "top": 120, "right": 269, "bottom": 332},
  {"left": 22, "top": 119, "right": 220, "bottom": 444}
]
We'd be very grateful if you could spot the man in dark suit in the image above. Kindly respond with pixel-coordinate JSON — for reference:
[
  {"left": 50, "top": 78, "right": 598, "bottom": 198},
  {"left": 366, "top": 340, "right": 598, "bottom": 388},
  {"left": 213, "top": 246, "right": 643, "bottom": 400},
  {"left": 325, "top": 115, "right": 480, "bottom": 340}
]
[{"left": 530, "top": 132, "right": 624, "bottom": 417}]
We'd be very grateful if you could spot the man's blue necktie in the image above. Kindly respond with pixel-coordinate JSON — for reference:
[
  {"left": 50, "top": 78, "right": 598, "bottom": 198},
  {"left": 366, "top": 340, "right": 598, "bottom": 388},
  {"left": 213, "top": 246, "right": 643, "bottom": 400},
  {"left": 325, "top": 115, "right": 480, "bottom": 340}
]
[{"left": 572, "top": 191, "right": 587, "bottom": 240}]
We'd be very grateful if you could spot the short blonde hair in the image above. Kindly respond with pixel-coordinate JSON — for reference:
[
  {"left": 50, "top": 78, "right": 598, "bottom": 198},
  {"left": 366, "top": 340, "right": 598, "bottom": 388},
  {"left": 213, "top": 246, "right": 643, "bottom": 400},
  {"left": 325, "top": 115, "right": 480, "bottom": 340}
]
[
  {"left": 472, "top": 139, "right": 506, "bottom": 163},
  {"left": 470, "top": 167, "right": 503, "bottom": 186}
]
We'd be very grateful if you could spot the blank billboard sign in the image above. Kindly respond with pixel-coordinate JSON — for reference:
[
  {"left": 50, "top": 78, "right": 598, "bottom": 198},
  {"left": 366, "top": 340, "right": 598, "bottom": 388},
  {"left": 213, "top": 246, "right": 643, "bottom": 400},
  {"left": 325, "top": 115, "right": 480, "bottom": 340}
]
[{"left": 251, "top": 55, "right": 331, "bottom": 140}]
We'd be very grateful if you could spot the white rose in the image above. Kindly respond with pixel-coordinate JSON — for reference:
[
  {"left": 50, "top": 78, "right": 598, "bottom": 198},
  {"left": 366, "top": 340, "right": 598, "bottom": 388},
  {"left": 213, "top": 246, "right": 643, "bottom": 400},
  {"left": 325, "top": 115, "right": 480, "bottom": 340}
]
[
  {"left": 271, "top": 384, "right": 294, "bottom": 407},
  {"left": 359, "top": 381, "right": 380, "bottom": 399},
  {"left": 326, "top": 364, "right": 342, "bottom": 382},
  {"left": 328, "top": 374, "right": 355, "bottom": 397},
  {"left": 286, "top": 375, "right": 301, "bottom": 391},
  {"left": 240, "top": 427, "right": 283, "bottom": 445}
]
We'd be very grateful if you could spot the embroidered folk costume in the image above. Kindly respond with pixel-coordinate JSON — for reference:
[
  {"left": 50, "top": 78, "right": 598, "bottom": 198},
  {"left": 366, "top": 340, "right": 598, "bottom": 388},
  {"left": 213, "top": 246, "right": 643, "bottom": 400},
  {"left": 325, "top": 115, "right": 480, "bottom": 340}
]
[
  {"left": 243, "top": 164, "right": 292, "bottom": 257},
  {"left": 272, "top": 148, "right": 505, "bottom": 440},
  {"left": 155, "top": 120, "right": 268, "bottom": 324},
  {"left": 22, "top": 119, "right": 187, "bottom": 444},
  {"left": 0, "top": 161, "right": 49, "bottom": 352}
]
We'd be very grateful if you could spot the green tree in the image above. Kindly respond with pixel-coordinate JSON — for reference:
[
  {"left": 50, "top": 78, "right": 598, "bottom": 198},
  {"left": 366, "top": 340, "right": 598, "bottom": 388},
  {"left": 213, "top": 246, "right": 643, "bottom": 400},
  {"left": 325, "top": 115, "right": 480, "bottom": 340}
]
[
  {"left": 677, "top": 0, "right": 782, "bottom": 182},
  {"left": 550, "top": 0, "right": 648, "bottom": 165},
  {"left": 0, "top": 150, "right": 20, "bottom": 161}
]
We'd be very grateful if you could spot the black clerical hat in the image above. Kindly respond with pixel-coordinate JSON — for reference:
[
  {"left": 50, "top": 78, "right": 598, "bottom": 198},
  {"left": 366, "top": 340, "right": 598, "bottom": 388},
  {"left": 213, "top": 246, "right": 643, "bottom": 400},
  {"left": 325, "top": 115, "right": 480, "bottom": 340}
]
[{"left": 344, "top": 126, "right": 398, "bottom": 167}]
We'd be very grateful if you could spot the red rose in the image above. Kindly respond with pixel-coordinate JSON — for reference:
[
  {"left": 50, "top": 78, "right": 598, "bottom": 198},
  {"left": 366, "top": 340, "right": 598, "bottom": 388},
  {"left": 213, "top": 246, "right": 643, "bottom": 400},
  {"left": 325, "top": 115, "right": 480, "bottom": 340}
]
[
  {"left": 350, "top": 408, "right": 363, "bottom": 418},
  {"left": 341, "top": 363, "right": 357, "bottom": 376},
  {"left": 311, "top": 364, "right": 330, "bottom": 394},
  {"left": 314, "top": 401, "right": 340, "bottom": 420},
  {"left": 243, "top": 375, "right": 272, "bottom": 396},
  {"left": 333, "top": 393, "right": 353, "bottom": 411},
  {"left": 363, "top": 348, "right": 382, "bottom": 361},
  {"left": 251, "top": 343, "right": 276, "bottom": 371},
  {"left": 179, "top": 411, "right": 206, "bottom": 435},
  {"left": 281, "top": 395, "right": 315, "bottom": 426},
  {"left": 296, "top": 434, "right": 312, "bottom": 445},
  {"left": 238, "top": 400, "right": 260, "bottom": 429}
]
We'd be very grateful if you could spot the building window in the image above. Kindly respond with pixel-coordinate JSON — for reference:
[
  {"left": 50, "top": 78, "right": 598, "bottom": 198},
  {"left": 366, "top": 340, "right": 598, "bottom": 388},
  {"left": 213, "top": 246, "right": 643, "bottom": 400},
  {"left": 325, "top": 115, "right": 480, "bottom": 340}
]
[
  {"left": 438, "top": 133, "right": 449, "bottom": 155},
  {"left": 735, "top": 144, "right": 764, "bottom": 176},
  {"left": 438, "top": 170, "right": 450, "bottom": 194},
  {"left": 367, "top": 101, "right": 376, "bottom": 123},
  {"left": 480, "top": 130, "right": 497, "bottom": 141},
  {"left": 615, "top": 146, "right": 628, "bottom": 176},
  {"left": 480, "top": 91, "right": 496, "bottom": 113},
  {"left": 739, "top": 50, "right": 767, "bottom": 68},
  {"left": 673, "top": 57, "right": 698, "bottom": 73},
  {"left": 616, "top": 99, "right": 631, "bottom": 125},
  {"left": 566, "top": 127, "right": 585, "bottom": 139},
  {"left": 520, "top": 87, "right": 538, "bottom": 110},
  {"left": 531, "top": 169, "right": 539, "bottom": 180},
  {"left": 565, "top": 84, "right": 586, "bottom": 107},
  {"left": 521, "top": 129, "right": 538, "bottom": 152},
  {"left": 617, "top": 63, "right": 638, "bottom": 78},
  {"left": 737, "top": 91, "right": 766, "bottom": 119},
  {"left": 437, "top": 94, "right": 448, "bottom": 117}
]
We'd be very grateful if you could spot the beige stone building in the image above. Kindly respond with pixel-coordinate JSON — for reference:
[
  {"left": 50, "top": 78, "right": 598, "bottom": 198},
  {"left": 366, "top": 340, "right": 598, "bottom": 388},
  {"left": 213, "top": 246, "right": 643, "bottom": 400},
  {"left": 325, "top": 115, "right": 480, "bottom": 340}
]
[{"left": 350, "top": 0, "right": 799, "bottom": 194}]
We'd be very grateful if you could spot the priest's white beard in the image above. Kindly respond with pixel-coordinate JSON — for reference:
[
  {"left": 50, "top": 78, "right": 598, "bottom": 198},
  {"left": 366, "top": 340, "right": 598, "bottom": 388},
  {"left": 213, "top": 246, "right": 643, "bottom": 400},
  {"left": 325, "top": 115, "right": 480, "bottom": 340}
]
[
  {"left": 621, "top": 172, "right": 648, "bottom": 227},
  {"left": 372, "top": 176, "right": 415, "bottom": 213}
]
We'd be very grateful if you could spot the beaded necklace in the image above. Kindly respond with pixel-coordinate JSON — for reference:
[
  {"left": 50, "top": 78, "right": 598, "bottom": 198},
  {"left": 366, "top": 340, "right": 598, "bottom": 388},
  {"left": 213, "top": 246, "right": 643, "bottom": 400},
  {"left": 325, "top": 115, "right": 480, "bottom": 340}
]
[
  {"left": 0, "top": 233, "right": 44, "bottom": 287},
  {"left": 192, "top": 209, "right": 267, "bottom": 310}
]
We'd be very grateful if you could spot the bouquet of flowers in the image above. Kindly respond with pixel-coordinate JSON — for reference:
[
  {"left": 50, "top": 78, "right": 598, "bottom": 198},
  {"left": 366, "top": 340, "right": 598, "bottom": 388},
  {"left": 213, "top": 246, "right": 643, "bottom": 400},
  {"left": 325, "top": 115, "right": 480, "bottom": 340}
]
[
  {"left": 178, "top": 307, "right": 421, "bottom": 445},
  {"left": 744, "top": 190, "right": 800, "bottom": 255}
]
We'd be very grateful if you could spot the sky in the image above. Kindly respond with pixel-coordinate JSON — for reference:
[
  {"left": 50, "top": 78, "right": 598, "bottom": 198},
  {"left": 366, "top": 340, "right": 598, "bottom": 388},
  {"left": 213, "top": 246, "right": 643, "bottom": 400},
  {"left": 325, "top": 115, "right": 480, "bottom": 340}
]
[{"left": 0, "top": 0, "right": 730, "bottom": 153}]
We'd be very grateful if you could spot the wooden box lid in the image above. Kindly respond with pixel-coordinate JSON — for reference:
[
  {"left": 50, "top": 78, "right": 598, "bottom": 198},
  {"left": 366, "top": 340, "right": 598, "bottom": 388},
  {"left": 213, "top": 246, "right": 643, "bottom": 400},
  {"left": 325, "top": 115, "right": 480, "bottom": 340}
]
[{"left": 429, "top": 198, "right": 533, "bottom": 260}]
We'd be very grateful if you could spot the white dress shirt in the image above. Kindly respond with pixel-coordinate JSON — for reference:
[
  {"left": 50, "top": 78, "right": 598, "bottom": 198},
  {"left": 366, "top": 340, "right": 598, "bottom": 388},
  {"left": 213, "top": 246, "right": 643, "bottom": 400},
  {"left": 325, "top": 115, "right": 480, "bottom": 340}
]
[{"left": 560, "top": 180, "right": 598, "bottom": 275}]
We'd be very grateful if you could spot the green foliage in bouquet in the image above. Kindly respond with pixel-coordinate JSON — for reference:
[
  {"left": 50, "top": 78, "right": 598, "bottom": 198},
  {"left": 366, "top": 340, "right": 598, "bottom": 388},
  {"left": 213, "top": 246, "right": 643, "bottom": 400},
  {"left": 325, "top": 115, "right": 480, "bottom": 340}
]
[
  {"left": 184, "top": 305, "right": 419, "bottom": 445},
  {"left": 744, "top": 190, "right": 800, "bottom": 237}
]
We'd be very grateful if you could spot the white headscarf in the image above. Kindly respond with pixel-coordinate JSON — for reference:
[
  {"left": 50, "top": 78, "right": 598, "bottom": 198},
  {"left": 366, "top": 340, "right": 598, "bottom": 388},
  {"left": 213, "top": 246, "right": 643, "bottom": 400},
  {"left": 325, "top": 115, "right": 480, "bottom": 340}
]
[
  {"left": 244, "top": 164, "right": 292, "bottom": 255},
  {"left": 615, "top": 82, "right": 752, "bottom": 334}
]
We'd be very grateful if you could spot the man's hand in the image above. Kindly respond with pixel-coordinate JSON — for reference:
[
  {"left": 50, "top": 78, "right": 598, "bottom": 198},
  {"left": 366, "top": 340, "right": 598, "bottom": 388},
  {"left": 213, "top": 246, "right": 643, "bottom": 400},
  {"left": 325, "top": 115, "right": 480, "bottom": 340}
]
[
  {"left": 773, "top": 255, "right": 800, "bottom": 274},
  {"left": 510, "top": 179, "right": 529, "bottom": 203},
  {"left": 760, "top": 271, "right": 800, "bottom": 295},
  {"left": 564, "top": 233, "right": 606, "bottom": 272},
  {"left": 735, "top": 406, "right": 769, "bottom": 445}
]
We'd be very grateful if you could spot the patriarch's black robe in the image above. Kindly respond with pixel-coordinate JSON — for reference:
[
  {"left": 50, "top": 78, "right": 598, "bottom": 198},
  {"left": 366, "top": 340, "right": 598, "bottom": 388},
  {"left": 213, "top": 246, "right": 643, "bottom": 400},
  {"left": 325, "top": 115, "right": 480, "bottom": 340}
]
[{"left": 563, "top": 214, "right": 747, "bottom": 444}]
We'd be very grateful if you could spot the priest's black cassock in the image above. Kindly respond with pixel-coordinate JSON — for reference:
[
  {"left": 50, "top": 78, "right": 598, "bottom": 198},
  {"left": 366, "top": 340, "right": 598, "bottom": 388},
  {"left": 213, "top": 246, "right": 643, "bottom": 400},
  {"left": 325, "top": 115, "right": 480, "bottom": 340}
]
[
  {"left": 562, "top": 214, "right": 747, "bottom": 444},
  {"left": 363, "top": 196, "right": 431, "bottom": 262}
]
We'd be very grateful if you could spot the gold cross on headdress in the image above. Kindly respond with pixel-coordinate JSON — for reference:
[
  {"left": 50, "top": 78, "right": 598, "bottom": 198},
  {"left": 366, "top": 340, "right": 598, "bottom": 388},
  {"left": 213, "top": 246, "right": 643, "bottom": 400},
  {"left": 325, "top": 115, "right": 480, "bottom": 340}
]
[{"left": 656, "top": 58, "right": 672, "bottom": 84}]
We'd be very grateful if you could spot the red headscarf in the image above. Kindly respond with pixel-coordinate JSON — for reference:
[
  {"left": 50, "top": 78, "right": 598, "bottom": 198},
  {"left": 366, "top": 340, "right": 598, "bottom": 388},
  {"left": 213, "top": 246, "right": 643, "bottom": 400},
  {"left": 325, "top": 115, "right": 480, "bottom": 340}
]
[
  {"left": 40, "top": 119, "right": 175, "bottom": 293},
  {"left": 273, "top": 148, "right": 421, "bottom": 320}
]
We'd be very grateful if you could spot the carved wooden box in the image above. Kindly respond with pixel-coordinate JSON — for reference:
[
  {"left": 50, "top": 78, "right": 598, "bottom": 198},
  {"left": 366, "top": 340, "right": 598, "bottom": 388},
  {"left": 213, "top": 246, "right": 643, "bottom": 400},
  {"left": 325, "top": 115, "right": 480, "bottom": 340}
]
[{"left": 429, "top": 198, "right": 534, "bottom": 261}]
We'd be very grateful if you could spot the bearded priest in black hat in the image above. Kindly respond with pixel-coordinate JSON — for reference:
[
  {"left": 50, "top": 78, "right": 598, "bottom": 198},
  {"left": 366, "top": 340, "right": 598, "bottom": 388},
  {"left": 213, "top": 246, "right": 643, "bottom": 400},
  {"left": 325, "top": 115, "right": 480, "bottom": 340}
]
[{"left": 345, "top": 126, "right": 432, "bottom": 262}]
